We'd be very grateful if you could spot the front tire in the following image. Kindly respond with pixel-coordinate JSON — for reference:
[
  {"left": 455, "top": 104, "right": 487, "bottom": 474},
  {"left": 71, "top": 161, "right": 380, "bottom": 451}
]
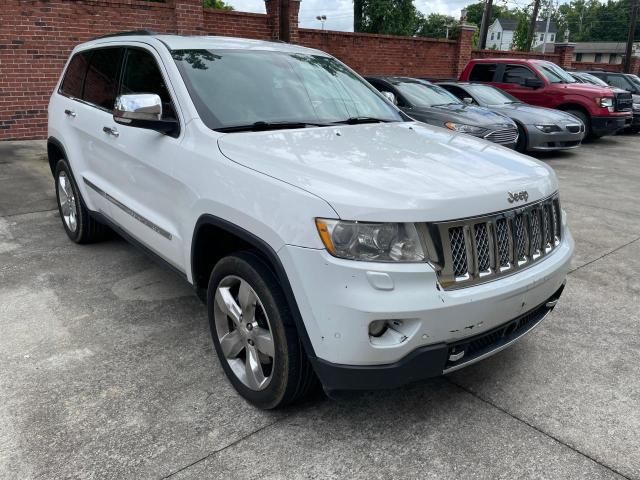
[
  {"left": 207, "top": 251, "right": 315, "bottom": 409},
  {"left": 515, "top": 123, "right": 528, "bottom": 153},
  {"left": 54, "top": 159, "right": 107, "bottom": 243},
  {"left": 566, "top": 109, "right": 596, "bottom": 139}
]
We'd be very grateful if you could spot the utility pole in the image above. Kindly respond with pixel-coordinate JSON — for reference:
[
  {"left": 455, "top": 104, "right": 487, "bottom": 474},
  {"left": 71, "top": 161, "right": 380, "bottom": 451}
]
[
  {"left": 624, "top": 0, "right": 639, "bottom": 73},
  {"left": 541, "top": 0, "right": 556, "bottom": 54},
  {"left": 479, "top": 0, "right": 494, "bottom": 50},
  {"left": 354, "top": 0, "right": 364, "bottom": 32},
  {"left": 527, "top": 0, "right": 542, "bottom": 52}
]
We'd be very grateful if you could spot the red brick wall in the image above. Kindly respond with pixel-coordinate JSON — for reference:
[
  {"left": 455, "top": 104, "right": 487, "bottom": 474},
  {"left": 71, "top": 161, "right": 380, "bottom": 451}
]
[
  {"left": 203, "top": 9, "right": 270, "bottom": 39},
  {"left": 472, "top": 49, "right": 561, "bottom": 63},
  {"left": 0, "top": 0, "right": 177, "bottom": 140},
  {"left": 298, "top": 29, "right": 459, "bottom": 79},
  {"left": 572, "top": 62, "right": 624, "bottom": 73}
]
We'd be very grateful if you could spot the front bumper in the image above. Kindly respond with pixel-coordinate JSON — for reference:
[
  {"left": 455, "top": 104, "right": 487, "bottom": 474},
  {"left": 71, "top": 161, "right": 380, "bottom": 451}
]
[
  {"left": 313, "top": 285, "right": 564, "bottom": 391},
  {"left": 591, "top": 115, "right": 631, "bottom": 136},
  {"left": 279, "top": 223, "right": 574, "bottom": 389},
  {"left": 525, "top": 124, "right": 584, "bottom": 151}
]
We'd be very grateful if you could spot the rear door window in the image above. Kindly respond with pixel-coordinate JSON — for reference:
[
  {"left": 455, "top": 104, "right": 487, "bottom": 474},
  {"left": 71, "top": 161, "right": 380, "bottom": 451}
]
[
  {"left": 83, "top": 48, "right": 123, "bottom": 110},
  {"left": 60, "top": 52, "right": 91, "bottom": 99},
  {"left": 120, "top": 48, "right": 176, "bottom": 120},
  {"left": 502, "top": 65, "right": 537, "bottom": 85},
  {"left": 469, "top": 64, "right": 497, "bottom": 82}
]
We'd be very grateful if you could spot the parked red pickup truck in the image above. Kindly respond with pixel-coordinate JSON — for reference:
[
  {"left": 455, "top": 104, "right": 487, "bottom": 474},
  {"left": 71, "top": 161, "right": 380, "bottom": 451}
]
[{"left": 460, "top": 59, "right": 633, "bottom": 138}]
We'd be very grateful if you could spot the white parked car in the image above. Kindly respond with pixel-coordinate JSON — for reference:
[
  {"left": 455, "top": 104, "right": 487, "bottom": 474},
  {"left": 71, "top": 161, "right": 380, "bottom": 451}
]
[{"left": 48, "top": 32, "right": 574, "bottom": 409}]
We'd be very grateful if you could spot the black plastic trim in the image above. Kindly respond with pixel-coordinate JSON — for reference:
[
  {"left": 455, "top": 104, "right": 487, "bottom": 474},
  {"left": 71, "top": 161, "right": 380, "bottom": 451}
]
[
  {"left": 191, "top": 214, "right": 318, "bottom": 360},
  {"left": 47, "top": 136, "right": 67, "bottom": 175},
  {"left": 90, "top": 210, "right": 188, "bottom": 281},
  {"left": 591, "top": 115, "right": 628, "bottom": 136}
]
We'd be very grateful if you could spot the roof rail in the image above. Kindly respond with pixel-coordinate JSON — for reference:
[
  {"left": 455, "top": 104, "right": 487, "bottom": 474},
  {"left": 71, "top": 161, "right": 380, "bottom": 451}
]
[{"left": 92, "top": 30, "right": 158, "bottom": 40}]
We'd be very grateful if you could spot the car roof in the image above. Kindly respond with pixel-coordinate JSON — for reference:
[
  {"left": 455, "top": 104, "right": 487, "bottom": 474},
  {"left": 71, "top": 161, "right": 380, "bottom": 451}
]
[
  {"left": 469, "top": 58, "right": 548, "bottom": 64},
  {"left": 366, "top": 75, "right": 433, "bottom": 85},
  {"left": 75, "top": 33, "right": 329, "bottom": 57}
]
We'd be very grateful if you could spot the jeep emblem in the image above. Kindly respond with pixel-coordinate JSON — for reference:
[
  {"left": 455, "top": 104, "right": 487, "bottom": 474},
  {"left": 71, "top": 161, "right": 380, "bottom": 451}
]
[{"left": 508, "top": 191, "right": 529, "bottom": 203}]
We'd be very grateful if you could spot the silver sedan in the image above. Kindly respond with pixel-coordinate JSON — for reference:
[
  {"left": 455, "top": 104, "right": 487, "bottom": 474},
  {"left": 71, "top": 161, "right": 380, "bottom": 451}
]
[{"left": 439, "top": 82, "right": 586, "bottom": 153}]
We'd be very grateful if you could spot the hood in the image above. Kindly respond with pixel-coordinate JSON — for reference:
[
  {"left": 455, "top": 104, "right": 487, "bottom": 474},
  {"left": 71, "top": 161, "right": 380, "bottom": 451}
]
[
  {"left": 217, "top": 122, "right": 557, "bottom": 222},
  {"left": 487, "top": 103, "right": 581, "bottom": 125},
  {"left": 406, "top": 103, "right": 515, "bottom": 129},
  {"left": 557, "top": 82, "right": 619, "bottom": 97}
]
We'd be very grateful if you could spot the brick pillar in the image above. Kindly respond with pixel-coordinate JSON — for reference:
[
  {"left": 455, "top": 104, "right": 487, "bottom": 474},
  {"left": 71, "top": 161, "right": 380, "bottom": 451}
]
[
  {"left": 454, "top": 23, "right": 477, "bottom": 78},
  {"left": 174, "top": 0, "right": 205, "bottom": 35},
  {"left": 554, "top": 42, "right": 576, "bottom": 69},
  {"left": 265, "top": 0, "right": 300, "bottom": 42},
  {"left": 629, "top": 56, "right": 640, "bottom": 75}
]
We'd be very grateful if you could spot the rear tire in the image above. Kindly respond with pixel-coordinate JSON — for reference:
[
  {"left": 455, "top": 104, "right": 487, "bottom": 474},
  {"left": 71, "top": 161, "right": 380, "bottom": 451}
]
[
  {"left": 207, "top": 251, "right": 316, "bottom": 409},
  {"left": 54, "top": 159, "right": 108, "bottom": 244}
]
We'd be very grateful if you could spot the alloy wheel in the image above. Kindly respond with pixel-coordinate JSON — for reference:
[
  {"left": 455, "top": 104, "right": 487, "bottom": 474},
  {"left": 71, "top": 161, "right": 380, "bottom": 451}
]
[
  {"left": 58, "top": 171, "right": 78, "bottom": 233},
  {"left": 213, "top": 275, "right": 275, "bottom": 391}
]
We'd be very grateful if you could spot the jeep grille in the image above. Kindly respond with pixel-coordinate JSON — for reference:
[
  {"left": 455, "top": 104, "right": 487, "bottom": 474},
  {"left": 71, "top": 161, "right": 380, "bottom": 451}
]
[{"left": 427, "top": 194, "right": 562, "bottom": 290}]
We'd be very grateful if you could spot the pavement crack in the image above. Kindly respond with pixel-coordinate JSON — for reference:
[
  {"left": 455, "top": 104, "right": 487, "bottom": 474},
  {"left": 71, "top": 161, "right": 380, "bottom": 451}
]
[
  {"left": 569, "top": 235, "right": 640, "bottom": 274},
  {"left": 447, "top": 379, "right": 632, "bottom": 480},
  {"left": 159, "top": 415, "right": 289, "bottom": 479},
  {"left": 1, "top": 208, "right": 57, "bottom": 218}
]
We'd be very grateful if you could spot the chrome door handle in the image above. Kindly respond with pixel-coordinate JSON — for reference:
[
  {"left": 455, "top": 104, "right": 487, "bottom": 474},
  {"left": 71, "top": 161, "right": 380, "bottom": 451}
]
[
  {"left": 102, "top": 126, "right": 119, "bottom": 137},
  {"left": 64, "top": 109, "right": 76, "bottom": 118}
]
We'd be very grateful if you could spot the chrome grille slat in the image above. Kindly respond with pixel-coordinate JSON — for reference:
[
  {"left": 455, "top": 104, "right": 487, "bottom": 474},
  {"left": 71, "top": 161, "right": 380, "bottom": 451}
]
[
  {"left": 432, "top": 194, "right": 561, "bottom": 290},
  {"left": 484, "top": 128, "right": 519, "bottom": 144}
]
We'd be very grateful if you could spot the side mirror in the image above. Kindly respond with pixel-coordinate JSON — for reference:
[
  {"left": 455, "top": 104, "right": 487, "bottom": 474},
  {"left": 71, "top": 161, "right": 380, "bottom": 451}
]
[
  {"left": 463, "top": 97, "right": 474, "bottom": 105},
  {"left": 381, "top": 91, "right": 398, "bottom": 105},
  {"left": 113, "top": 94, "right": 179, "bottom": 137},
  {"left": 524, "top": 78, "right": 544, "bottom": 89}
]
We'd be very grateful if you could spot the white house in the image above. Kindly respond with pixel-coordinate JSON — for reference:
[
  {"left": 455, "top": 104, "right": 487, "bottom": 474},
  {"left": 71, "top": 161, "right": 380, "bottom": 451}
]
[
  {"left": 533, "top": 42, "right": 640, "bottom": 64},
  {"left": 486, "top": 18, "right": 558, "bottom": 51}
]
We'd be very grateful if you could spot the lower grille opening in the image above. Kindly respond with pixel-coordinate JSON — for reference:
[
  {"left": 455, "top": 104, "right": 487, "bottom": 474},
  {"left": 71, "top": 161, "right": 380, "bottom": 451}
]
[{"left": 444, "top": 285, "right": 564, "bottom": 370}]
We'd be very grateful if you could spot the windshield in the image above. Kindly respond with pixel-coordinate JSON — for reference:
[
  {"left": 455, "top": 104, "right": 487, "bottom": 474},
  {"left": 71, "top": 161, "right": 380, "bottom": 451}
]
[
  {"left": 393, "top": 81, "right": 461, "bottom": 108},
  {"left": 577, "top": 73, "right": 608, "bottom": 87},
  {"left": 465, "top": 84, "right": 520, "bottom": 106},
  {"left": 625, "top": 74, "right": 640, "bottom": 88},
  {"left": 538, "top": 62, "right": 576, "bottom": 84},
  {"left": 171, "top": 49, "right": 402, "bottom": 131}
]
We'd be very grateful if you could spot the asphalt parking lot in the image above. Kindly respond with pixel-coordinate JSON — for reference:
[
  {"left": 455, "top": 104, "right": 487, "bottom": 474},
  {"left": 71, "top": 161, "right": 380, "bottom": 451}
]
[{"left": 1, "top": 137, "right": 639, "bottom": 479}]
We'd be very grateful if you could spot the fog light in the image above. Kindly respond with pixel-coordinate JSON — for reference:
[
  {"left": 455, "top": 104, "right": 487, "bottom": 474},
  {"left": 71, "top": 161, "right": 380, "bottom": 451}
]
[{"left": 368, "top": 320, "right": 388, "bottom": 337}]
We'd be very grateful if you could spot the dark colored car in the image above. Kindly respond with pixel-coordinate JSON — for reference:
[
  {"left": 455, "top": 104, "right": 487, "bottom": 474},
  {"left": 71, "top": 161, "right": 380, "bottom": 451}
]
[
  {"left": 439, "top": 82, "right": 585, "bottom": 153},
  {"left": 572, "top": 71, "right": 640, "bottom": 133},
  {"left": 366, "top": 76, "right": 519, "bottom": 148},
  {"left": 459, "top": 59, "right": 633, "bottom": 138}
]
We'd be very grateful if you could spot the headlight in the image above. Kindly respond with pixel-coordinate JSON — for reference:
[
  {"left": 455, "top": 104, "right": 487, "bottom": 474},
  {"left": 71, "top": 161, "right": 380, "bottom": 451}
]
[
  {"left": 315, "top": 219, "right": 425, "bottom": 262},
  {"left": 535, "top": 124, "right": 562, "bottom": 133},
  {"left": 598, "top": 97, "right": 614, "bottom": 108},
  {"left": 444, "top": 122, "right": 485, "bottom": 134},
  {"left": 633, "top": 103, "right": 640, "bottom": 111}
]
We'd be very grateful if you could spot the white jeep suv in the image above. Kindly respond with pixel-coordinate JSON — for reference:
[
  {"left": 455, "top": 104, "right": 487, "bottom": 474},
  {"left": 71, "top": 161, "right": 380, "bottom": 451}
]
[{"left": 48, "top": 32, "right": 574, "bottom": 409}]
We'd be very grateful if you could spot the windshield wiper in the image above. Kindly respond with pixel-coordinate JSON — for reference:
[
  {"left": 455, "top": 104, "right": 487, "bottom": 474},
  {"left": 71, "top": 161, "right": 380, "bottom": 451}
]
[
  {"left": 216, "top": 121, "right": 330, "bottom": 133},
  {"left": 333, "top": 116, "right": 391, "bottom": 125}
]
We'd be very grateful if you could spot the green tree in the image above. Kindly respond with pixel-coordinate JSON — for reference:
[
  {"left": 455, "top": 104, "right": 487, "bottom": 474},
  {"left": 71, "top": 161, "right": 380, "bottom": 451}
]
[
  {"left": 416, "top": 13, "right": 458, "bottom": 39},
  {"left": 203, "top": 0, "right": 233, "bottom": 10},
  {"left": 512, "top": 8, "right": 531, "bottom": 51},
  {"left": 463, "top": 1, "right": 512, "bottom": 28},
  {"left": 358, "top": 0, "right": 422, "bottom": 36}
]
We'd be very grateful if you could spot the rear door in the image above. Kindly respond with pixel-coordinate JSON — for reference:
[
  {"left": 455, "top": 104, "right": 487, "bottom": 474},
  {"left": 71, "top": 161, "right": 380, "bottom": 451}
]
[{"left": 68, "top": 47, "right": 124, "bottom": 218}]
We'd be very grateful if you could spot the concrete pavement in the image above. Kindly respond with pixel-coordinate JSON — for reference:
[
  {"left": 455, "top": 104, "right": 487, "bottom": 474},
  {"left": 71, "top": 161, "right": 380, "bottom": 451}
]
[{"left": 0, "top": 137, "right": 638, "bottom": 479}]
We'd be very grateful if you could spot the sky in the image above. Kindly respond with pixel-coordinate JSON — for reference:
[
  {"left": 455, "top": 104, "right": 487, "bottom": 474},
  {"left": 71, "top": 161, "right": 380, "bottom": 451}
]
[{"left": 223, "top": 0, "right": 481, "bottom": 32}]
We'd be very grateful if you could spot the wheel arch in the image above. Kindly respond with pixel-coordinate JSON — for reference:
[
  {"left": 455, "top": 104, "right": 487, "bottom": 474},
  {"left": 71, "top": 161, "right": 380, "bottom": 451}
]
[
  {"left": 47, "top": 136, "right": 67, "bottom": 176},
  {"left": 556, "top": 103, "right": 590, "bottom": 119},
  {"left": 190, "top": 214, "right": 317, "bottom": 359}
]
